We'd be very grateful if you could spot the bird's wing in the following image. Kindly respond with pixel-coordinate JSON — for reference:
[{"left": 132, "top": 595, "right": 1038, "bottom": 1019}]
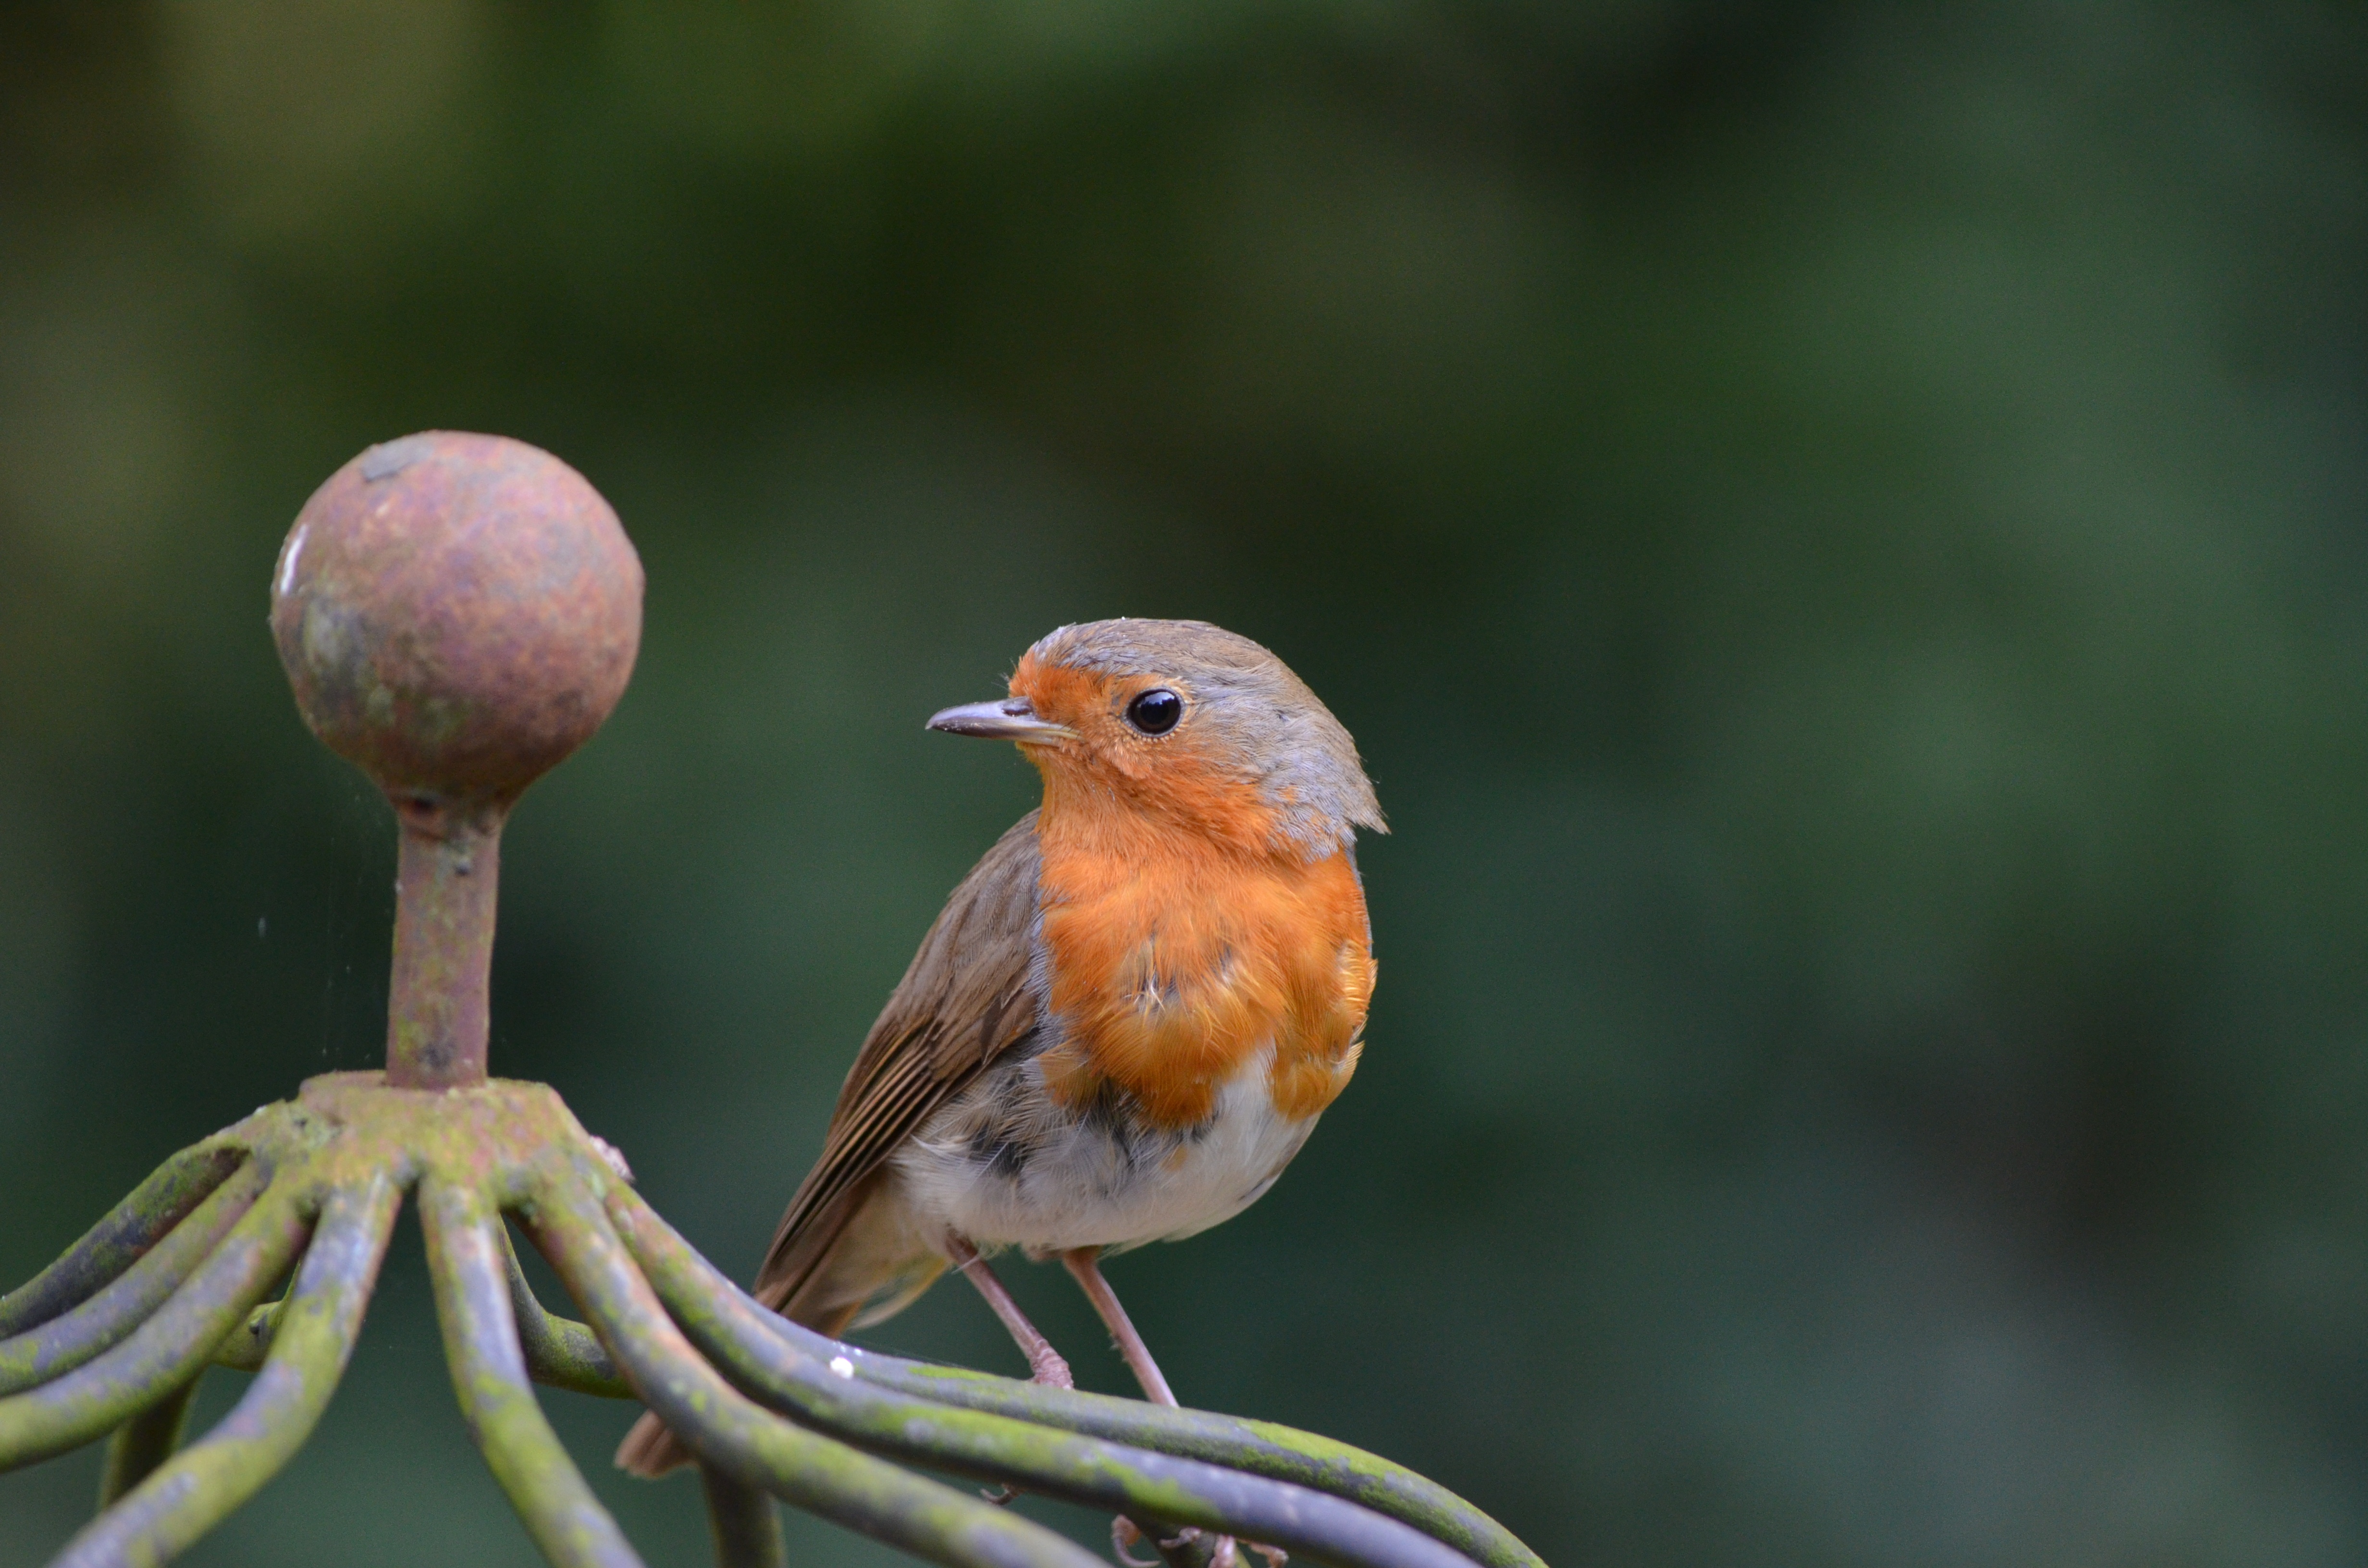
[{"left": 747, "top": 809, "right": 1044, "bottom": 1312}]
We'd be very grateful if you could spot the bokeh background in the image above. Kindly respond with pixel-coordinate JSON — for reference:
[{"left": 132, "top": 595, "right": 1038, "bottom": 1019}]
[{"left": 4, "top": 2, "right": 2367, "bottom": 1563}]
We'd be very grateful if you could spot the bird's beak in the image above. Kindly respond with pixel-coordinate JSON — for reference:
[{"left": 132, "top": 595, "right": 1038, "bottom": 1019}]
[{"left": 926, "top": 698, "right": 1076, "bottom": 746}]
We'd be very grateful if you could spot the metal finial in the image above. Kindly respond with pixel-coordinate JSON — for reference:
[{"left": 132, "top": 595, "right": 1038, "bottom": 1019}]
[
  {"left": 269, "top": 432, "right": 643, "bottom": 1089},
  {"left": 1, "top": 433, "right": 1533, "bottom": 1568}
]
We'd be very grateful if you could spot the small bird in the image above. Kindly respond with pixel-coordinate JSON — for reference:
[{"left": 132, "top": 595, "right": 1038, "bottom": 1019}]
[{"left": 619, "top": 620, "right": 1384, "bottom": 1532}]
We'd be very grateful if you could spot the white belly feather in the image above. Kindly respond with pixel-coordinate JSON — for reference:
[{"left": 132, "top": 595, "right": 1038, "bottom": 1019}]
[{"left": 893, "top": 1047, "right": 1316, "bottom": 1255}]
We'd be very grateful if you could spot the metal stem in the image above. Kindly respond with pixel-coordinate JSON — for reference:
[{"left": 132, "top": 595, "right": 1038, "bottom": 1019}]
[
  {"left": 606, "top": 1185, "right": 1539, "bottom": 1568},
  {"left": 701, "top": 1464, "right": 789, "bottom": 1568},
  {"left": 0, "top": 1183, "right": 309, "bottom": 1473},
  {"left": 608, "top": 1184, "right": 1474, "bottom": 1568},
  {"left": 0, "top": 1162, "right": 268, "bottom": 1396},
  {"left": 521, "top": 1171, "right": 1105, "bottom": 1568},
  {"left": 0, "top": 1144, "right": 247, "bottom": 1338},
  {"left": 387, "top": 798, "right": 506, "bottom": 1089},
  {"left": 421, "top": 1179, "right": 642, "bottom": 1568},
  {"left": 209, "top": 1224, "right": 638, "bottom": 1399},
  {"left": 49, "top": 1176, "right": 400, "bottom": 1568},
  {"left": 502, "top": 1225, "right": 634, "bottom": 1398},
  {"left": 96, "top": 1373, "right": 201, "bottom": 1507}
]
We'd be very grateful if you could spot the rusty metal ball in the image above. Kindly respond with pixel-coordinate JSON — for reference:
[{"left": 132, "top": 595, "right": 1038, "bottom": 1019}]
[{"left": 271, "top": 432, "right": 643, "bottom": 804}]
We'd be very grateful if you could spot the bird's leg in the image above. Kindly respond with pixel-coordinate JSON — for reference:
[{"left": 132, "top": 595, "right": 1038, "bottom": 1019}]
[
  {"left": 1059, "top": 1246, "right": 1176, "bottom": 1405},
  {"left": 1062, "top": 1248, "right": 1282, "bottom": 1568},
  {"left": 946, "top": 1232, "right": 1073, "bottom": 1390}
]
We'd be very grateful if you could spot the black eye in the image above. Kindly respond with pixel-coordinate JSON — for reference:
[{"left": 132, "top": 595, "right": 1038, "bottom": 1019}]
[{"left": 1124, "top": 688, "right": 1182, "bottom": 735}]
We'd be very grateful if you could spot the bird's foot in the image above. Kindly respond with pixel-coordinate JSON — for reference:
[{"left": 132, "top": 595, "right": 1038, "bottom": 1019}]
[
  {"left": 1110, "top": 1518, "right": 1272, "bottom": 1568},
  {"left": 1112, "top": 1517, "right": 1164, "bottom": 1568},
  {"left": 1029, "top": 1344, "right": 1074, "bottom": 1389},
  {"left": 979, "top": 1483, "right": 1019, "bottom": 1506}
]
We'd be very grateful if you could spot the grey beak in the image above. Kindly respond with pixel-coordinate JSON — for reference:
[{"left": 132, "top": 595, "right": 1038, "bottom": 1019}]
[{"left": 926, "top": 698, "right": 1076, "bottom": 745}]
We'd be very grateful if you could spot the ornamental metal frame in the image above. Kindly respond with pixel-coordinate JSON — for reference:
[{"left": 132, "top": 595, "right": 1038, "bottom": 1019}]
[{"left": 0, "top": 431, "right": 1543, "bottom": 1568}]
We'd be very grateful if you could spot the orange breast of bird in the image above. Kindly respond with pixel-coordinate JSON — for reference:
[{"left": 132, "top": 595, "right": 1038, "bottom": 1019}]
[{"left": 1025, "top": 768, "right": 1377, "bottom": 1132}]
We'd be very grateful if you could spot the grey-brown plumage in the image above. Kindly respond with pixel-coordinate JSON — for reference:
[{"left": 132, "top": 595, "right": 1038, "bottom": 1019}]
[
  {"left": 617, "top": 619, "right": 1381, "bottom": 1479},
  {"left": 617, "top": 815, "right": 1046, "bottom": 1477}
]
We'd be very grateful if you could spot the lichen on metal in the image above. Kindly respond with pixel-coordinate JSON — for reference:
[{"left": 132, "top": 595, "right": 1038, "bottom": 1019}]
[{"left": 0, "top": 432, "right": 1541, "bottom": 1568}]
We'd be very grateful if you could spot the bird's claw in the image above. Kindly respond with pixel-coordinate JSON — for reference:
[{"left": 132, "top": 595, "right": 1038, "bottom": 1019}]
[
  {"left": 980, "top": 1482, "right": 1019, "bottom": 1506},
  {"left": 1109, "top": 1518, "right": 1275, "bottom": 1568},
  {"left": 1111, "top": 1517, "right": 1164, "bottom": 1568}
]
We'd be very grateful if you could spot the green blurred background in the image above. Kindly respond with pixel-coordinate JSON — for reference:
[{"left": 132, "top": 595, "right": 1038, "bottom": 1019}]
[{"left": 4, "top": 2, "right": 2367, "bottom": 1563}]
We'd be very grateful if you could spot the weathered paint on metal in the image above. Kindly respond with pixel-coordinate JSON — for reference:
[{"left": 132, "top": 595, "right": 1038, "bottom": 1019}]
[
  {"left": 96, "top": 1375, "right": 201, "bottom": 1508},
  {"left": 500, "top": 1228, "right": 632, "bottom": 1399},
  {"left": 51, "top": 1176, "right": 400, "bottom": 1568},
  {"left": 208, "top": 1301, "right": 280, "bottom": 1376},
  {"left": 0, "top": 1184, "right": 311, "bottom": 1474},
  {"left": 268, "top": 432, "right": 642, "bottom": 1090},
  {"left": 0, "top": 1162, "right": 266, "bottom": 1396},
  {"left": 384, "top": 798, "right": 507, "bottom": 1090},
  {"left": 606, "top": 1182, "right": 1476, "bottom": 1568},
  {"left": 421, "top": 1178, "right": 642, "bottom": 1568},
  {"left": 522, "top": 1166, "right": 1108, "bottom": 1568},
  {"left": 3, "top": 1027, "right": 1528, "bottom": 1568},
  {"left": 211, "top": 1225, "right": 637, "bottom": 1402},
  {"left": 701, "top": 1464, "right": 790, "bottom": 1568},
  {"left": 269, "top": 432, "right": 641, "bottom": 808},
  {"left": 158, "top": 1079, "right": 1520, "bottom": 1568},
  {"left": 873, "top": 1370, "right": 1537, "bottom": 1568},
  {"left": 0, "top": 429, "right": 1530, "bottom": 1568},
  {"left": 607, "top": 1183, "right": 1537, "bottom": 1568},
  {"left": 0, "top": 1144, "right": 246, "bottom": 1340}
]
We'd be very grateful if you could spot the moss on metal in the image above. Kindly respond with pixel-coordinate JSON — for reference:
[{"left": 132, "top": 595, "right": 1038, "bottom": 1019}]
[
  {"left": 0, "top": 434, "right": 1537, "bottom": 1568},
  {"left": 4, "top": 1071, "right": 1534, "bottom": 1567},
  {"left": 606, "top": 1176, "right": 1482, "bottom": 1568},
  {"left": 0, "top": 1145, "right": 247, "bottom": 1342}
]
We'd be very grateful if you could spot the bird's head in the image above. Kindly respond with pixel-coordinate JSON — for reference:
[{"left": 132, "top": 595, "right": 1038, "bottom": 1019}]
[{"left": 927, "top": 618, "right": 1383, "bottom": 858}]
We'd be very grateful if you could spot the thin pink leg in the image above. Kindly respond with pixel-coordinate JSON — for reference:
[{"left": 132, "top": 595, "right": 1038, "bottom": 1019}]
[
  {"left": 1064, "top": 1249, "right": 1277, "bottom": 1568},
  {"left": 1060, "top": 1247, "right": 1177, "bottom": 1405},
  {"left": 946, "top": 1233, "right": 1073, "bottom": 1389}
]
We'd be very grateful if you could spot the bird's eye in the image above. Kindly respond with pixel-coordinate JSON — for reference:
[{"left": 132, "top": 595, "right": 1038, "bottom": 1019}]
[{"left": 1124, "top": 688, "right": 1183, "bottom": 735}]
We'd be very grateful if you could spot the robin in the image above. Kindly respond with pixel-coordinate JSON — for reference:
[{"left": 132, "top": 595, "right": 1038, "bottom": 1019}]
[{"left": 619, "top": 619, "right": 1383, "bottom": 1552}]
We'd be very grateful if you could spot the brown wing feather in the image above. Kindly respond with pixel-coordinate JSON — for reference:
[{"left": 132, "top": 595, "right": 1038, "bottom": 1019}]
[
  {"left": 748, "top": 807, "right": 1044, "bottom": 1309},
  {"left": 617, "top": 809, "right": 1045, "bottom": 1478}
]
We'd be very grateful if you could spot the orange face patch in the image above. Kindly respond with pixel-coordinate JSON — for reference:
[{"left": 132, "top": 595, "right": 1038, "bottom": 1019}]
[{"left": 1009, "top": 654, "right": 1278, "bottom": 855}]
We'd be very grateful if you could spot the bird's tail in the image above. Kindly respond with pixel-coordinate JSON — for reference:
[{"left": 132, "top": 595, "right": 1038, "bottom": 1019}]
[{"left": 615, "top": 1407, "right": 695, "bottom": 1478}]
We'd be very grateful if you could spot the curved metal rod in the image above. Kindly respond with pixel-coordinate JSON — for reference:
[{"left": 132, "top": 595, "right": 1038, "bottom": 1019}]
[
  {"left": 0, "top": 1144, "right": 247, "bottom": 1339},
  {"left": 420, "top": 1178, "right": 644, "bottom": 1568},
  {"left": 519, "top": 1171, "right": 1106, "bottom": 1568},
  {"left": 48, "top": 1175, "right": 400, "bottom": 1568},
  {"left": 0, "top": 1181, "right": 309, "bottom": 1474},
  {"left": 97, "top": 1373, "right": 203, "bottom": 1507},
  {"left": 502, "top": 1225, "right": 635, "bottom": 1399},
  {"left": 607, "top": 1187, "right": 1473, "bottom": 1568},
  {"left": 210, "top": 1298, "right": 282, "bottom": 1375},
  {"left": 605, "top": 1182, "right": 1539, "bottom": 1568},
  {"left": 701, "top": 1463, "right": 789, "bottom": 1568},
  {"left": 502, "top": 1176, "right": 1535, "bottom": 1568},
  {"left": 213, "top": 1225, "right": 638, "bottom": 1400},
  {"left": 867, "top": 1363, "right": 1535, "bottom": 1568},
  {"left": 0, "top": 1162, "right": 269, "bottom": 1396}
]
